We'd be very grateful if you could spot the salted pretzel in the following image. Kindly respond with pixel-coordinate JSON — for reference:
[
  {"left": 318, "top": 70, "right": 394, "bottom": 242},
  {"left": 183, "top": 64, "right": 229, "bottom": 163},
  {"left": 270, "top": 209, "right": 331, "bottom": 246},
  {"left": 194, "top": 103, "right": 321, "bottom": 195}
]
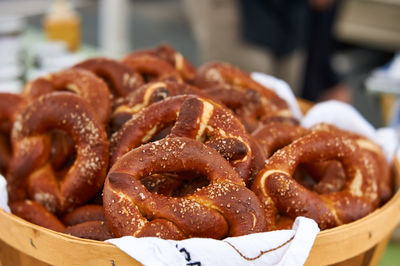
[
  {"left": 111, "top": 95, "right": 253, "bottom": 183},
  {"left": 252, "top": 130, "right": 380, "bottom": 230},
  {"left": 62, "top": 204, "right": 113, "bottom": 241},
  {"left": 194, "top": 62, "right": 292, "bottom": 123},
  {"left": 125, "top": 44, "right": 196, "bottom": 82},
  {"left": 169, "top": 96, "right": 253, "bottom": 183},
  {"left": 7, "top": 93, "right": 109, "bottom": 214},
  {"left": 10, "top": 200, "right": 65, "bottom": 232},
  {"left": 122, "top": 53, "right": 181, "bottom": 82},
  {"left": 311, "top": 123, "right": 392, "bottom": 203},
  {"left": 252, "top": 121, "right": 347, "bottom": 194},
  {"left": 73, "top": 57, "right": 144, "bottom": 97},
  {"left": 103, "top": 137, "right": 266, "bottom": 239},
  {"left": 0, "top": 93, "right": 26, "bottom": 175},
  {"left": 111, "top": 81, "right": 206, "bottom": 131},
  {"left": 22, "top": 68, "right": 111, "bottom": 125}
]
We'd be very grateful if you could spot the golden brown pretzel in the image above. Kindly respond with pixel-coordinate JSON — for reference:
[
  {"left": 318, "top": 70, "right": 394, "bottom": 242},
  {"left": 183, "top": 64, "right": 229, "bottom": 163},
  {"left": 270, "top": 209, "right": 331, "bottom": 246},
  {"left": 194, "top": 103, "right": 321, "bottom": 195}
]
[
  {"left": 0, "top": 93, "right": 26, "bottom": 175},
  {"left": 252, "top": 121, "right": 346, "bottom": 194},
  {"left": 110, "top": 95, "right": 191, "bottom": 165},
  {"left": 64, "top": 221, "right": 114, "bottom": 241},
  {"left": 111, "top": 81, "right": 206, "bottom": 131},
  {"left": 10, "top": 200, "right": 66, "bottom": 232},
  {"left": 111, "top": 95, "right": 253, "bottom": 183},
  {"left": 122, "top": 53, "right": 181, "bottom": 82},
  {"left": 125, "top": 44, "right": 196, "bottom": 82},
  {"left": 62, "top": 204, "right": 106, "bottom": 226},
  {"left": 169, "top": 96, "right": 253, "bottom": 183},
  {"left": 252, "top": 130, "right": 380, "bottom": 230},
  {"left": 22, "top": 68, "right": 111, "bottom": 125},
  {"left": 73, "top": 57, "right": 144, "bottom": 97},
  {"left": 103, "top": 137, "right": 266, "bottom": 239},
  {"left": 7, "top": 93, "right": 109, "bottom": 214},
  {"left": 194, "top": 62, "right": 292, "bottom": 122},
  {"left": 203, "top": 85, "right": 267, "bottom": 132},
  {"left": 311, "top": 123, "right": 392, "bottom": 203},
  {"left": 62, "top": 204, "right": 113, "bottom": 241}
]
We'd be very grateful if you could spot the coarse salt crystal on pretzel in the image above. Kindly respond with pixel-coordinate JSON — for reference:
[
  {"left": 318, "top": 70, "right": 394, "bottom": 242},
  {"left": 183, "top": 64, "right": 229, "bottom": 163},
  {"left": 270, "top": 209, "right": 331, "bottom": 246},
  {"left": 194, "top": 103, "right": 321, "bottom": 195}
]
[
  {"left": 22, "top": 68, "right": 112, "bottom": 125},
  {"left": 103, "top": 137, "right": 266, "bottom": 240},
  {"left": 252, "top": 129, "right": 380, "bottom": 230},
  {"left": 7, "top": 93, "right": 109, "bottom": 214}
]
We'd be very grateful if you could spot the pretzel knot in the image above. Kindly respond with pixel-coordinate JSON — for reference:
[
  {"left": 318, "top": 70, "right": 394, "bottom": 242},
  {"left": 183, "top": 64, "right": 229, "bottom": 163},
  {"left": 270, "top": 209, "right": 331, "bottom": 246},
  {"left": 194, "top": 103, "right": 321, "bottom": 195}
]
[
  {"left": 22, "top": 68, "right": 111, "bottom": 125},
  {"left": 103, "top": 137, "right": 266, "bottom": 240},
  {"left": 7, "top": 93, "right": 109, "bottom": 214},
  {"left": 73, "top": 57, "right": 144, "bottom": 97},
  {"left": 110, "top": 95, "right": 254, "bottom": 183},
  {"left": 252, "top": 130, "right": 380, "bottom": 230}
]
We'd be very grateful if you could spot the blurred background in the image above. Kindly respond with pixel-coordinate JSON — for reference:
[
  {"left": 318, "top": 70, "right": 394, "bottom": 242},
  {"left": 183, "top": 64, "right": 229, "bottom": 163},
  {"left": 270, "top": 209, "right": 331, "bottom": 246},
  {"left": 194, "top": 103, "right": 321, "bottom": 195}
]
[
  {"left": 0, "top": 0, "right": 399, "bottom": 264},
  {"left": 0, "top": 0, "right": 399, "bottom": 129}
]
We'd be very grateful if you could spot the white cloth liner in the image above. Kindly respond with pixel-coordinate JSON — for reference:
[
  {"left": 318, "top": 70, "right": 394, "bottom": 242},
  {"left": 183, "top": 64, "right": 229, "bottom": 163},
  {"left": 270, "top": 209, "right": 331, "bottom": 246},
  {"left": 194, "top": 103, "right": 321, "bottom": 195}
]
[{"left": 0, "top": 73, "right": 398, "bottom": 265}]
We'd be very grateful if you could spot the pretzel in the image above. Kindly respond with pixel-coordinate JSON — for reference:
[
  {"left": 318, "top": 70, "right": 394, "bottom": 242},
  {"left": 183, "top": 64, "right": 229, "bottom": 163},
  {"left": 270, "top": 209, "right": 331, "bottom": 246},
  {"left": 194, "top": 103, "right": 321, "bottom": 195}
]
[
  {"left": 252, "top": 121, "right": 347, "bottom": 194},
  {"left": 194, "top": 62, "right": 292, "bottom": 123},
  {"left": 22, "top": 68, "right": 111, "bottom": 125},
  {"left": 103, "top": 137, "right": 266, "bottom": 239},
  {"left": 125, "top": 44, "right": 196, "bottom": 82},
  {"left": 111, "top": 81, "right": 206, "bottom": 131},
  {"left": 62, "top": 204, "right": 113, "bottom": 241},
  {"left": 252, "top": 130, "right": 380, "bottom": 230},
  {"left": 10, "top": 200, "right": 65, "bottom": 232},
  {"left": 64, "top": 221, "right": 114, "bottom": 241},
  {"left": 111, "top": 95, "right": 253, "bottom": 183},
  {"left": 7, "top": 93, "right": 109, "bottom": 214},
  {"left": 122, "top": 53, "right": 181, "bottom": 82},
  {"left": 110, "top": 95, "right": 191, "bottom": 165},
  {"left": 311, "top": 123, "right": 392, "bottom": 203},
  {"left": 73, "top": 57, "right": 144, "bottom": 97},
  {"left": 203, "top": 85, "right": 266, "bottom": 132},
  {"left": 169, "top": 96, "right": 253, "bottom": 183},
  {"left": 62, "top": 204, "right": 106, "bottom": 226},
  {"left": 0, "top": 93, "right": 26, "bottom": 175}
]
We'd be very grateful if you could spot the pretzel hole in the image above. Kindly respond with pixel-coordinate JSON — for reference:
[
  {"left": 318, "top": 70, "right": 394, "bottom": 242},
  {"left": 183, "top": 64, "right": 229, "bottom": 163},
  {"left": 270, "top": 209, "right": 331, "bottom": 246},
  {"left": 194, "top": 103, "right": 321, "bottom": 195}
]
[
  {"left": 141, "top": 172, "right": 209, "bottom": 197},
  {"left": 293, "top": 162, "right": 346, "bottom": 194},
  {"left": 49, "top": 129, "right": 77, "bottom": 173},
  {"left": 149, "top": 87, "right": 170, "bottom": 104}
]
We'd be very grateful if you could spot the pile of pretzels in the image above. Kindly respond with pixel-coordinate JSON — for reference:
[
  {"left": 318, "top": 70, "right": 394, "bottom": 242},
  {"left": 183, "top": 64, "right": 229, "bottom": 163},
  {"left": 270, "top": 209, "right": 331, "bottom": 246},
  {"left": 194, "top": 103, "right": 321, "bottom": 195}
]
[{"left": 0, "top": 44, "right": 392, "bottom": 241}]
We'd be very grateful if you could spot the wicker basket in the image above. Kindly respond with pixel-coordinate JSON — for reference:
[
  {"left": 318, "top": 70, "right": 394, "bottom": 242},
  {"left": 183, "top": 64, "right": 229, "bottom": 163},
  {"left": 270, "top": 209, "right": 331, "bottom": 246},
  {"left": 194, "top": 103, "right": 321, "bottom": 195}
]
[{"left": 0, "top": 99, "right": 399, "bottom": 266}]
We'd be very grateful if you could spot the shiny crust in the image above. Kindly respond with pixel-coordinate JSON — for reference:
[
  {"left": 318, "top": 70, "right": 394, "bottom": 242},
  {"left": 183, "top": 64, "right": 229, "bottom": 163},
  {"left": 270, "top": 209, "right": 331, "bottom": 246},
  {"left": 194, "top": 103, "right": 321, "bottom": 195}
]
[
  {"left": 22, "top": 68, "right": 111, "bottom": 125},
  {"left": 124, "top": 44, "right": 196, "bottom": 82},
  {"left": 111, "top": 81, "right": 207, "bottom": 131},
  {"left": 62, "top": 204, "right": 106, "bottom": 226},
  {"left": 194, "top": 62, "right": 292, "bottom": 128},
  {"left": 73, "top": 57, "right": 144, "bottom": 97},
  {"left": 111, "top": 95, "right": 254, "bottom": 183},
  {"left": 122, "top": 53, "right": 181, "bottom": 82},
  {"left": 10, "top": 200, "right": 65, "bottom": 232},
  {"left": 103, "top": 137, "right": 266, "bottom": 239},
  {"left": 252, "top": 130, "right": 380, "bottom": 230},
  {"left": 0, "top": 93, "right": 26, "bottom": 174},
  {"left": 7, "top": 93, "right": 109, "bottom": 214},
  {"left": 110, "top": 95, "right": 191, "bottom": 165},
  {"left": 64, "top": 221, "right": 113, "bottom": 241},
  {"left": 312, "top": 123, "right": 392, "bottom": 203}
]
